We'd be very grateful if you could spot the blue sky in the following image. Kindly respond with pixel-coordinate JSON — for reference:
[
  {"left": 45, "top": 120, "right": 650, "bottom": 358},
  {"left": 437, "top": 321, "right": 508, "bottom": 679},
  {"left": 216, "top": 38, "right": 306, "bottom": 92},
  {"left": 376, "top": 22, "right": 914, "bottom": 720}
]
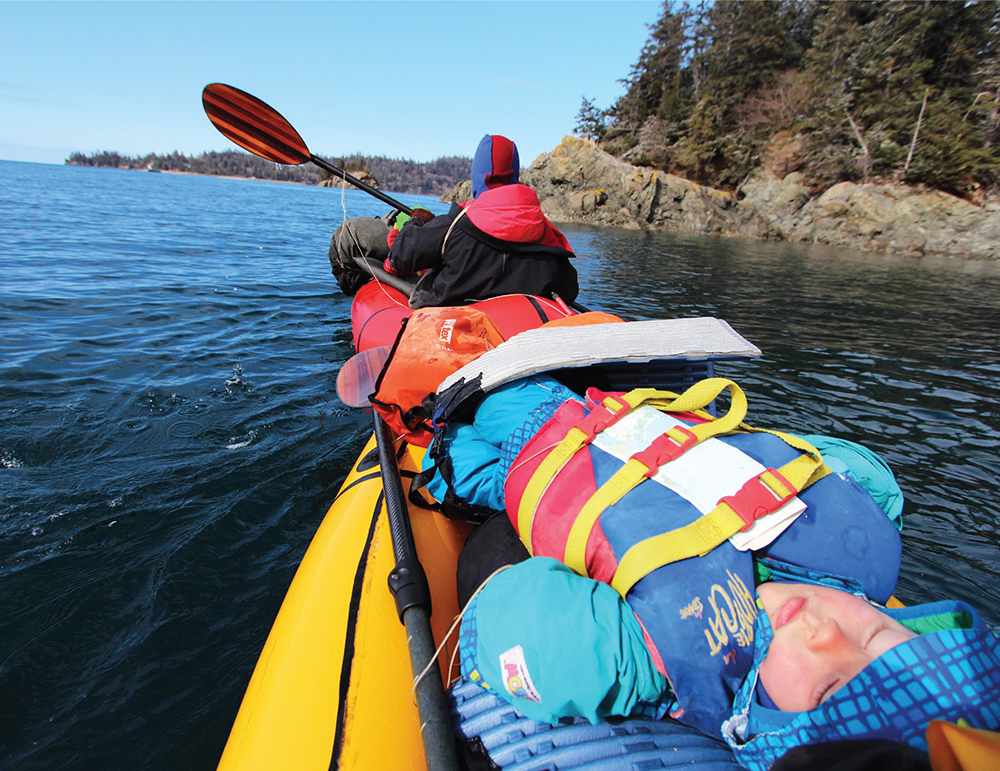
[{"left": 1, "top": 1, "right": 661, "bottom": 166}]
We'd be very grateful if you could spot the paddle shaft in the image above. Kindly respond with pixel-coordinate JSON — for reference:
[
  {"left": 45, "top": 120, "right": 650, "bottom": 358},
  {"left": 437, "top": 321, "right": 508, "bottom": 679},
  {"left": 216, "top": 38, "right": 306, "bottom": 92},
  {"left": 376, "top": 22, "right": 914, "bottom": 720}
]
[
  {"left": 311, "top": 154, "right": 412, "bottom": 215},
  {"left": 374, "top": 413, "right": 458, "bottom": 771}
]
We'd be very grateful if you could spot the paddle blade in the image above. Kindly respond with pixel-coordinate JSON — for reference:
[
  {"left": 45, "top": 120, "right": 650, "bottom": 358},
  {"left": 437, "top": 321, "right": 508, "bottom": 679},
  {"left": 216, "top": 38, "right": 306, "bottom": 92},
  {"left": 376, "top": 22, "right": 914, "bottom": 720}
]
[
  {"left": 202, "top": 83, "right": 311, "bottom": 166},
  {"left": 336, "top": 346, "right": 392, "bottom": 407}
]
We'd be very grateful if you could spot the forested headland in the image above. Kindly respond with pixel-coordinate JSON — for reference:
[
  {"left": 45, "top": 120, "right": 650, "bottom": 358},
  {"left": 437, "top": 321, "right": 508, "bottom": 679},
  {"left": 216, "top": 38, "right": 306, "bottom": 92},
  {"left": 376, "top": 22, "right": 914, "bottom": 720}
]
[
  {"left": 65, "top": 150, "right": 472, "bottom": 197},
  {"left": 575, "top": 0, "right": 1000, "bottom": 200}
]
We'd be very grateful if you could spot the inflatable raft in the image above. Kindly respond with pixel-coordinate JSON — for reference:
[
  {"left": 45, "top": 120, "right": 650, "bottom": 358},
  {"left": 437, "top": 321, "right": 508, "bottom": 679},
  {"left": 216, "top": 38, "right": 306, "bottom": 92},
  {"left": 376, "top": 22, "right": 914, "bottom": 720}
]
[{"left": 217, "top": 279, "right": 761, "bottom": 771}]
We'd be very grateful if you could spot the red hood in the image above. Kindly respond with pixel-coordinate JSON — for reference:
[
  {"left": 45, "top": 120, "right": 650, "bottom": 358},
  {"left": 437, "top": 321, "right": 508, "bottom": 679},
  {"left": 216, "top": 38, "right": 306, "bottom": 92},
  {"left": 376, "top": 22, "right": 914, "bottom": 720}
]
[{"left": 463, "top": 185, "right": 571, "bottom": 251}]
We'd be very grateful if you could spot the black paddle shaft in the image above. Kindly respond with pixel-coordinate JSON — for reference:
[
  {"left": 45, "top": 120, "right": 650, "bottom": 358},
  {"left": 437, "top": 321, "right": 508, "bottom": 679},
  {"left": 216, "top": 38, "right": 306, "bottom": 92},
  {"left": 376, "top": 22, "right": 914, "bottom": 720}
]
[
  {"left": 376, "top": 413, "right": 432, "bottom": 620},
  {"left": 373, "top": 412, "right": 458, "bottom": 771}
]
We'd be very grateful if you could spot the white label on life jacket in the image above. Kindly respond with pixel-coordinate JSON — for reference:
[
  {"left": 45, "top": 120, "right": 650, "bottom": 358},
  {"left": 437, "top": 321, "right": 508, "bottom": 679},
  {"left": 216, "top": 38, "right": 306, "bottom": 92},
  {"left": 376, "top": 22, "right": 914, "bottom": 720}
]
[{"left": 591, "top": 406, "right": 805, "bottom": 551}]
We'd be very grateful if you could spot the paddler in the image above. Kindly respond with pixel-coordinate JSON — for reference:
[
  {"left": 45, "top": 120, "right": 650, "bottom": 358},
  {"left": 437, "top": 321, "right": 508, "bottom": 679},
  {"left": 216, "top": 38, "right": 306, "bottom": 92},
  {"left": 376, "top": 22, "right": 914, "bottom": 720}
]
[{"left": 382, "top": 135, "right": 579, "bottom": 309}]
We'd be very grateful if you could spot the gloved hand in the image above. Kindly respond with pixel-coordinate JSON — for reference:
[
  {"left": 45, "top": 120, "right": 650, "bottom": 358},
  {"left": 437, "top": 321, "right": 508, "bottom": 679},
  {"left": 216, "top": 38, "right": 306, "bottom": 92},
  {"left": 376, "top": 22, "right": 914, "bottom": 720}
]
[{"left": 386, "top": 208, "right": 434, "bottom": 249}]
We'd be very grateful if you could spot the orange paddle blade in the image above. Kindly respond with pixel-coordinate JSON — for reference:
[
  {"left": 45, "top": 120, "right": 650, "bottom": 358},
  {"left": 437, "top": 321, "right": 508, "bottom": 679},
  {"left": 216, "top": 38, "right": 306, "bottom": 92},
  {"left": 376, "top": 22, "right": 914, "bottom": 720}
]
[{"left": 202, "top": 83, "right": 310, "bottom": 165}]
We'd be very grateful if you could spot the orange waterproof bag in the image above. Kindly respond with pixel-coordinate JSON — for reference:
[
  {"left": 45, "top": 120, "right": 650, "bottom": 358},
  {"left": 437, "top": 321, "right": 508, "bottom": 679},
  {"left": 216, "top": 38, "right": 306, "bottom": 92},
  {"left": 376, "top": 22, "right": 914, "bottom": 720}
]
[{"left": 370, "top": 307, "right": 504, "bottom": 446}]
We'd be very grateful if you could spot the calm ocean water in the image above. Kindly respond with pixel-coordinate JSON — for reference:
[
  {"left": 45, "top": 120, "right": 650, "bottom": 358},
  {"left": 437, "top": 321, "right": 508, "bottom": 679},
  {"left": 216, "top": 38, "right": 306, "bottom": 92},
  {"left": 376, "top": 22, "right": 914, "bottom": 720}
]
[{"left": 2, "top": 159, "right": 999, "bottom": 769}]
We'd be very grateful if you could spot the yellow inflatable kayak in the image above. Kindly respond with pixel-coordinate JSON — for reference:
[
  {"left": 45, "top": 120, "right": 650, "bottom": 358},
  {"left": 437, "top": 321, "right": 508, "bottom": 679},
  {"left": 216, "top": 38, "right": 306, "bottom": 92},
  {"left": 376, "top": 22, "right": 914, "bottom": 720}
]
[{"left": 218, "top": 434, "right": 470, "bottom": 771}]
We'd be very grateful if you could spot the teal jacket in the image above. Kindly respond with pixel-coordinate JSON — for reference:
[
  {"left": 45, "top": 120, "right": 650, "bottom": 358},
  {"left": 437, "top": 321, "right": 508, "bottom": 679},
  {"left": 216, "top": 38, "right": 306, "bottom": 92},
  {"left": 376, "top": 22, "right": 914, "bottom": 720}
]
[{"left": 458, "top": 557, "right": 669, "bottom": 724}]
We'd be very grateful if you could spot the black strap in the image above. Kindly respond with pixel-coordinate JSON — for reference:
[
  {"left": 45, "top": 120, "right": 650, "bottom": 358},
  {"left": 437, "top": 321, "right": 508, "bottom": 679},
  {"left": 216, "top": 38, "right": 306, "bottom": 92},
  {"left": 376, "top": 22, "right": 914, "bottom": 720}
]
[
  {"left": 406, "top": 431, "right": 500, "bottom": 524},
  {"left": 525, "top": 295, "right": 550, "bottom": 324}
]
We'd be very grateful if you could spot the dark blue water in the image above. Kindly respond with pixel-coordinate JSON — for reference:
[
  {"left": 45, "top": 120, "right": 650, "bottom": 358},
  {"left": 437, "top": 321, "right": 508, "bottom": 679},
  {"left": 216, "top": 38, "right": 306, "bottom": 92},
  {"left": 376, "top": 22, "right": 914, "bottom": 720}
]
[{"left": 2, "top": 160, "right": 999, "bottom": 770}]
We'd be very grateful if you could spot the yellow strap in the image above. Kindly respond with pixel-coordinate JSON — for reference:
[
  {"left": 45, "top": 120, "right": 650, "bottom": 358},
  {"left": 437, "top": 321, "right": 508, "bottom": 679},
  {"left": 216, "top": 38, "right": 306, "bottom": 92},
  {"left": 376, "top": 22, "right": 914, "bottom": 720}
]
[
  {"left": 516, "top": 425, "right": 587, "bottom": 555},
  {"left": 562, "top": 381, "right": 750, "bottom": 575},
  {"left": 637, "top": 377, "right": 741, "bottom": 418},
  {"left": 610, "top": 504, "right": 748, "bottom": 596},
  {"left": 518, "top": 391, "right": 652, "bottom": 550},
  {"left": 563, "top": 458, "right": 650, "bottom": 574},
  {"left": 610, "top": 438, "right": 828, "bottom": 598},
  {"left": 741, "top": 425, "right": 831, "bottom": 490},
  {"left": 519, "top": 380, "right": 743, "bottom": 557}
]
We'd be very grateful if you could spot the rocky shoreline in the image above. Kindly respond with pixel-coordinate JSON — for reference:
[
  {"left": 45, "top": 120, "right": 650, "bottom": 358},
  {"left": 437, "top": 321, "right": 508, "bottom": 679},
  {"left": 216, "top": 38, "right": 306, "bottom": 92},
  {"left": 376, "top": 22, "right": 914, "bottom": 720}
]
[{"left": 446, "top": 136, "right": 1000, "bottom": 261}]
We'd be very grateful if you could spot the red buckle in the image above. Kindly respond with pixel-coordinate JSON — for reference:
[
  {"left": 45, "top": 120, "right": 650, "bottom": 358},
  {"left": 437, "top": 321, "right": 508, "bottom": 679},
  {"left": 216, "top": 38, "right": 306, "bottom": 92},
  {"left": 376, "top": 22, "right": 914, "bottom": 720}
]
[
  {"left": 718, "top": 469, "right": 796, "bottom": 531},
  {"left": 575, "top": 396, "right": 631, "bottom": 443},
  {"left": 630, "top": 426, "right": 699, "bottom": 477}
]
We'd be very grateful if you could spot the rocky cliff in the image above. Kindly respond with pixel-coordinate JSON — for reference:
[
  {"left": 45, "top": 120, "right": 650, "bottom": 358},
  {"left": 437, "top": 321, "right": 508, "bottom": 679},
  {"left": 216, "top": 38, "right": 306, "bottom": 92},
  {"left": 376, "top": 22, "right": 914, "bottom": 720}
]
[
  {"left": 740, "top": 134, "right": 1000, "bottom": 259},
  {"left": 522, "top": 137, "right": 778, "bottom": 240},
  {"left": 445, "top": 135, "right": 1000, "bottom": 260}
]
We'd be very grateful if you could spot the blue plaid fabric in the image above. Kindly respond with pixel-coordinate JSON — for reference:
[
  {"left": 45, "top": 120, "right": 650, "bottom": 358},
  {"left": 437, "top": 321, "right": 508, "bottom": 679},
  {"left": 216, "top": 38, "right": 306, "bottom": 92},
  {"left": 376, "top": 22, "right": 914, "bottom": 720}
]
[
  {"left": 496, "top": 386, "right": 579, "bottom": 482},
  {"left": 726, "top": 600, "right": 1000, "bottom": 771}
]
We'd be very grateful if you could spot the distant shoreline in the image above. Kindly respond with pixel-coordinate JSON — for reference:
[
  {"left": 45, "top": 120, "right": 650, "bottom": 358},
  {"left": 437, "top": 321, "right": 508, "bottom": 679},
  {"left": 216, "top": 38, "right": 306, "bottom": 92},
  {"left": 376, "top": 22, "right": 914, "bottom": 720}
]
[
  {"left": 65, "top": 149, "right": 470, "bottom": 196},
  {"left": 158, "top": 169, "right": 306, "bottom": 185}
]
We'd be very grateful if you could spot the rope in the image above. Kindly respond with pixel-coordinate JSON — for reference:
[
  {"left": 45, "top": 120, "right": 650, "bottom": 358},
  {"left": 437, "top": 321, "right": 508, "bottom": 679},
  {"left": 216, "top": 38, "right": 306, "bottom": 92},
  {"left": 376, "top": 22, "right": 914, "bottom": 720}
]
[{"left": 411, "top": 564, "right": 512, "bottom": 702}]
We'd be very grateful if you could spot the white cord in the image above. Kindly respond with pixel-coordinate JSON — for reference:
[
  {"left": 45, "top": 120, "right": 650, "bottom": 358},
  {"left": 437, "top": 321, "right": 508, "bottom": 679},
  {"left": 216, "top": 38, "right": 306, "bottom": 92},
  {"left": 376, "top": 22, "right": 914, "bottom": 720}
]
[{"left": 411, "top": 563, "right": 513, "bottom": 702}]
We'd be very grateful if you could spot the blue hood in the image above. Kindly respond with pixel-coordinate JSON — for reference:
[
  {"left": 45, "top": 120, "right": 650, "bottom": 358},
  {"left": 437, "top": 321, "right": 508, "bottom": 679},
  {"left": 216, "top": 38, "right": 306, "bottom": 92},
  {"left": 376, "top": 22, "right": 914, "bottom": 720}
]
[{"left": 471, "top": 134, "right": 519, "bottom": 199}]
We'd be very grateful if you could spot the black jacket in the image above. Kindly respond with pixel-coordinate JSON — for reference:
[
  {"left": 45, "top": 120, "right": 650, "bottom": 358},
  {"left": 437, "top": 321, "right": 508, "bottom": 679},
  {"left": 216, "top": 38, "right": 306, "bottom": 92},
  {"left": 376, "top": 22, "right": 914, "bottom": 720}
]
[{"left": 388, "top": 188, "right": 578, "bottom": 309}]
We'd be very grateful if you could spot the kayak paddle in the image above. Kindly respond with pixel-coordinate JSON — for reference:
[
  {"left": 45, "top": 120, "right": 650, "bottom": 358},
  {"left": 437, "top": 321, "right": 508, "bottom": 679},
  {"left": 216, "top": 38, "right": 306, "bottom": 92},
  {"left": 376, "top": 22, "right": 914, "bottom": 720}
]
[
  {"left": 202, "top": 83, "right": 413, "bottom": 215},
  {"left": 336, "top": 345, "right": 391, "bottom": 407}
]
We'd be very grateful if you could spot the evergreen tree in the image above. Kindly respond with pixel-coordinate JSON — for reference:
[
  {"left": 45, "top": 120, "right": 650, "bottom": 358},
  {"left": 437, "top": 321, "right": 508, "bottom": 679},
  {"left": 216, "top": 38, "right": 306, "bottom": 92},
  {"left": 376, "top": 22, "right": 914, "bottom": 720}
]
[
  {"left": 606, "top": 0, "right": 693, "bottom": 155},
  {"left": 675, "top": 0, "right": 807, "bottom": 186},
  {"left": 574, "top": 97, "right": 609, "bottom": 141},
  {"left": 802, "top": 0, "right": 1000, "bottom": 189}
]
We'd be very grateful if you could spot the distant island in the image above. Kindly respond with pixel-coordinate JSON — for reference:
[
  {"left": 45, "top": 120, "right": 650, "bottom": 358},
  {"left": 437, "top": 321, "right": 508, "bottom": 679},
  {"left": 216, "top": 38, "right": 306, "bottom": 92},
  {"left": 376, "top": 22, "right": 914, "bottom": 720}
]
[{"left": 65, "top": 149, "right": 472, "bottom": 197}]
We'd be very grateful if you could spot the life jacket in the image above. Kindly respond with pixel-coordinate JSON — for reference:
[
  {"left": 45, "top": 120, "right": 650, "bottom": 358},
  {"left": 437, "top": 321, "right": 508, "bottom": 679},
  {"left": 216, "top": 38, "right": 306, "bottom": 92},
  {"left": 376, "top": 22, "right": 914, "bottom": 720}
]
[
  {"left": 503, "top": 378, "right": 902, "bottom": 736},
  {"left": 724, "top": 599, "right": 1000, "bottom": 771}
]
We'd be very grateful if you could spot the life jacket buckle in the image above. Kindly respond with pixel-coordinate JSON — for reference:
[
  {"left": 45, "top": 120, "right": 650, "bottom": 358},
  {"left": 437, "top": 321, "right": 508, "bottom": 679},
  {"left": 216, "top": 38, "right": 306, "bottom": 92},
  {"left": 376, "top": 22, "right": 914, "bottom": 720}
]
[
  {"left": 719, "top": 468, "right": 797, "bottom": 532},
  {"left": 575, "top": 395, "right": 632, "bottom": 443},
  {"left": 631, "top": 426, "right": 699, "bottom": 478}
]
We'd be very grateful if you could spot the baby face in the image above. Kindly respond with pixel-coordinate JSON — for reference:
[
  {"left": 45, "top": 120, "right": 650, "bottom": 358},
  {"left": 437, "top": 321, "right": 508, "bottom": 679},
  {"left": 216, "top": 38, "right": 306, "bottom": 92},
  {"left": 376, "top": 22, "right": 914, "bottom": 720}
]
[{"left": 756, "top": 582, "right": 916, "bottom": 711}]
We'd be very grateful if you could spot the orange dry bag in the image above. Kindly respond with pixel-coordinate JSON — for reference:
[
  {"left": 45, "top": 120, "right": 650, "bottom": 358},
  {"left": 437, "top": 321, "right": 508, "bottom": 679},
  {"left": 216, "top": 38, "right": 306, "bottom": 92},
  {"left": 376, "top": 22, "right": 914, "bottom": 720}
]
[{"left": 369, "top": 306, "right": 505, "bottom": 446}]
